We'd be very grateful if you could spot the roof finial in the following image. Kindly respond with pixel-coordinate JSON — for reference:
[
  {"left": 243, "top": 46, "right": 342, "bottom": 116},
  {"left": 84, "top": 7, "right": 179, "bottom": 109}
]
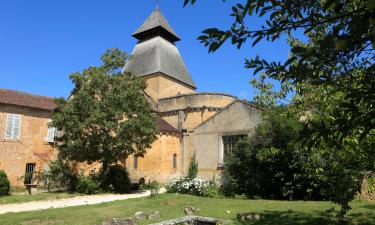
[{"left": 155, "top": 0, "right": 159, "bottom": 9}]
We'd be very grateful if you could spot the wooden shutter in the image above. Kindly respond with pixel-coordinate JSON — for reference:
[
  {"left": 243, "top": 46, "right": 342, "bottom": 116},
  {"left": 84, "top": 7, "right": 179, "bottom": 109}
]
[
  {"left": 5, "top": 114, "right": 21, "bottom": 139},
  {"left": 12, "top": 114, "right": 21, "bottom": 139},
  {"left": 47, "top": 127, "right": 55, "bottom": 142},
  {"left": 5, "top": 114, "right": 14, "bottom": 139}
]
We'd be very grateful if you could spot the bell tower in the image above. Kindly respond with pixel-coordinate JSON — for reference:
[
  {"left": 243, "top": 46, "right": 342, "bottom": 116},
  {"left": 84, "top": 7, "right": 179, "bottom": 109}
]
[{"left": 124, "top": 8, "right": 196, "bottom": 100}]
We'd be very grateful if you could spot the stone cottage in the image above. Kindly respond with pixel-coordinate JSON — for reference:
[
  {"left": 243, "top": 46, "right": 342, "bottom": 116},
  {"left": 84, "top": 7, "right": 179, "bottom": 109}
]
[{"left": 0, "top": 8, "right": 262, "bottom": 187}]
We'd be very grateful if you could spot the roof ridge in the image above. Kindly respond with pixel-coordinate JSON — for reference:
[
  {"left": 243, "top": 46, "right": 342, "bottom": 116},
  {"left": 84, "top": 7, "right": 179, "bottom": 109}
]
[
  {"left": 158, "top": 92, "right": 238, "bottom": 101},
  {"left": 0, "top": 88, "right": 56, "bottom": 111},
  {"left": 0, "top": 88, "right": 54, "bottom": 99},
  {"left": 192, "top": 99, "right": 262, "bottom": 130}
]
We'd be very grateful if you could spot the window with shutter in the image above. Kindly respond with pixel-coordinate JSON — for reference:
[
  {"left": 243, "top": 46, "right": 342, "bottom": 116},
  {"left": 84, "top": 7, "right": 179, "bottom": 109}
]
[
  {"left": 46, "top": 119, "right": 56, "bottom": 143},
  {"left": 5, "top": 114, "right": 21, "bottom": 140},
  {"left": 47, "top": 127, "right": 55, "bottom": 142}
]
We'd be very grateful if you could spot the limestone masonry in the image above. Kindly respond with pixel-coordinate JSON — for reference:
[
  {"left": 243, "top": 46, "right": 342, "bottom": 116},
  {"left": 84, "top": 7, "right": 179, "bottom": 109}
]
[{"left": 0, "top": 8, "right": 261, "bottom": 187}]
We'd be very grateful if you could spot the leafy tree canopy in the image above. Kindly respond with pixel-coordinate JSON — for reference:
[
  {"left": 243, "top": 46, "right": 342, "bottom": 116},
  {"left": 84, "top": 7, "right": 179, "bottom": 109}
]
[
  {"left": 52, "top": 49, "right": 157, "bottom": 170},
  {"left": 182, "top": 0, "right": 375, "bottom": 215},
  {"left": 183, "top": 0, "right": 375, "bottom": 145}
]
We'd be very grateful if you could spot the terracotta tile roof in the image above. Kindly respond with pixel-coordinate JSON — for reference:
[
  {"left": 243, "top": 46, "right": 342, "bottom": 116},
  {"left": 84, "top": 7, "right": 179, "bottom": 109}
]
[
  {"left": 0, "top": 89, "right": 56, "bottom": 110},
  {"left": 153, "top": 114, "right": 179, "bottom": 133}
]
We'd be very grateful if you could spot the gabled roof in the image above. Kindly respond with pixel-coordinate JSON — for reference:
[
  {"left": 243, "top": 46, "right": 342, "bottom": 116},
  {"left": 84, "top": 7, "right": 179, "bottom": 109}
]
[
  {"left": 0, "top": 89, "right": 56, "bottom": 110},
  {"left": 132, "top": 8, "right": 180, "bottom": 43},
  {"left": 124, "top": 36, "right": 196, "bottom": 88},
  {"left": 153, "top": 114, "right": 179, "bottom": 133},
  {"left": 193, "top": 100, "right": 263, "bottom": 130}
]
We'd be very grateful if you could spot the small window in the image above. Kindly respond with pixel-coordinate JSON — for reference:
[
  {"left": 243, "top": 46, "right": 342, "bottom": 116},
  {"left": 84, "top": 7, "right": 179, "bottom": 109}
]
[
  {"left": 173, "top": 154, "right": 177, "bottom": 169},
  {"left": 222, "top": 135, "right": 246, "bottom": 159},
  {"left": 46, "top": 119, "right": 56, "bottom": 142},
  {"left": 24, "top": 163, "right": 36, "bottom": 184},
  {"left": 5, "top": 114, "right": 21, "bottom": 140},
  {"left": 134, "top": 156, "right": 138, "bottom": 170}
]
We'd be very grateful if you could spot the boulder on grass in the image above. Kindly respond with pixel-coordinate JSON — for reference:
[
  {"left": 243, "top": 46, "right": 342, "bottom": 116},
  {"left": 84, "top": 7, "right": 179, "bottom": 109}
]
[
  {"left": 134, "top": 212, "right": 146, "bottom": 220},
  {"left": 183, "top": 207, "right": 196, "bottom": 215},
  {"left": 237, "top": 213, "right": 261, "bottom": 221},
  {"left": 101, "top": 218, "right": 137, "bottom": 225},
  {"left": 147, "top": 210, "right": 161, "bottom": 220}
]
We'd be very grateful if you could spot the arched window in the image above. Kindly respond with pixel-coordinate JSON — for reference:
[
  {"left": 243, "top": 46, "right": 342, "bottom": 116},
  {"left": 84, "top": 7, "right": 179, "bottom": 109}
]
[
  {"left": 173, "top": 154, "right": 177, "bottom": 169},
  {"left": 134, "top": 156, "right": 138, "bottom": 170}
]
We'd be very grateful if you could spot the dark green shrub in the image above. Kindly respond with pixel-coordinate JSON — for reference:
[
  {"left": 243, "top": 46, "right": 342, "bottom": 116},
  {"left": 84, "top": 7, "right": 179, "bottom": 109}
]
[
  {"left": 187, "top": 154, "right": 198, "bottom": 179},
  {"left": 219, "top": 174, "right": 238, "bottom": 197},
  {"left": 151, "top": 181, "right": 160, "bottom": 196},
  {"left": 40, "top": 160, "right": 77, "bottom": 191},
  {"left": 203, "top": 182, "right": 221, "bottom": 198},
  {"left": 224, "top": 107, "right": 330, "bottom": 200},
  {"left": 368, "top": 176, "right": 375, "bottom": 194},
  {"left": 130, "top": 183, "right": 140, "bottom": 191},
  {"left": 0, "top": 170, "right": 10, "bottom": 196},
  {"left": 76, "top": 175, "right": 100, "bottom": 195},
  {"left": 102, "top": 165, "right": 130, "bottom": 194}
]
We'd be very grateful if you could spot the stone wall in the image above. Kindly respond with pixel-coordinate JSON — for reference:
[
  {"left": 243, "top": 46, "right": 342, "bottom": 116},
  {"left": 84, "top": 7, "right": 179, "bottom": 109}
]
[
  {"left": 144, "top": 73, "right": 195, "bottom": 101},
  {"left": 0, "top": 104, "right": 57, "bottom": 187},
  {"left": 192, "top": 101, "right": 261, "bottom": 181},
  {"left": 158, "top": 93, "right": 236, "bottom": 113},
  {"left": 158, "top": 93, "right": 237, "bottom": 130},
  {"left": 127, "top": 132, "right": 181, "bottom": 184}
]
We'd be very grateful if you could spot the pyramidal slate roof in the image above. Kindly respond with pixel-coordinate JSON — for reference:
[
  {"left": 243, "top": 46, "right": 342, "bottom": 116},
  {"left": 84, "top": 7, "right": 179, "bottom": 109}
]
[
  {"left": 132, "top": 8, "right": 180, "bottom": 43},
  {"left": 124, "top": 8, "right": 196, "bottom": 88}
]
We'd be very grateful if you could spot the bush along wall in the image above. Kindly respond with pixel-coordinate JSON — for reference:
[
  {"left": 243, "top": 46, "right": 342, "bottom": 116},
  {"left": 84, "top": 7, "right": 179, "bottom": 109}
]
[{"left": 0, "top": 170, "right": 10, "bottom": 196}]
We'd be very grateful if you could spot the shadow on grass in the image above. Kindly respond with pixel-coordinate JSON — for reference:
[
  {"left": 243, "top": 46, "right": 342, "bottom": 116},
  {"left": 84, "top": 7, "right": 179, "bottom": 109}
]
[
  {"left": 236, "top": 210, "right": 375, "bottom": 225},
  {"left": 359, "top": 203, "right": 375, "bottom": 210}
]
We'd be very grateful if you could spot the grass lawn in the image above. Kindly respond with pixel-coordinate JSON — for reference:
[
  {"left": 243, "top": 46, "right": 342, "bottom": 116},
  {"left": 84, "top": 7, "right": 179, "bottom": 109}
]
[
  {"left": 0, "top": 192, "right": 79, "bottom": 205},
  {"left": 0, "top": 194, "right": 374, "bottom": 225}
]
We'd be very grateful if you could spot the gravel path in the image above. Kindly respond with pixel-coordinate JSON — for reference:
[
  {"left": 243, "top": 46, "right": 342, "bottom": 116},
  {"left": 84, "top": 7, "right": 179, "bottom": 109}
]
[{"left": 0, "top": 189, "right": 165, "bottom": 215}]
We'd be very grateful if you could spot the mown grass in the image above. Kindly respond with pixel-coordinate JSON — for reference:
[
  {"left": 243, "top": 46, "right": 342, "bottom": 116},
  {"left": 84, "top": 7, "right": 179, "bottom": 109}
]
[
  {"left": 0, "top": 191, "right": 79, "bottom": 205},
  {"left": 0, "top": 194, "right": 374, "bottom": 225}
]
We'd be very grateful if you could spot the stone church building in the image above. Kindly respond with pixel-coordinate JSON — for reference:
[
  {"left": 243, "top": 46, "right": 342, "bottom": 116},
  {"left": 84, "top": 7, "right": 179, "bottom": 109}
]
[{"left": 0, "top": 8, "right": 261, "bottom": 187}]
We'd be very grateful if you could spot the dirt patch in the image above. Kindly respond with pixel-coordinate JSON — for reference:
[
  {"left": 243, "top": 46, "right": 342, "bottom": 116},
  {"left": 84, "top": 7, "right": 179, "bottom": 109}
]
[{"left": 163, "top": 200, "right": 177, "bottom": 206}]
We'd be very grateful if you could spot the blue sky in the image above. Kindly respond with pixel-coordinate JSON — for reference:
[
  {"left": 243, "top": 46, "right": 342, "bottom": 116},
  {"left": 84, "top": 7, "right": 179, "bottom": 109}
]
[{"left": 0, "top": 0, "right": 290, "bottom": 100}]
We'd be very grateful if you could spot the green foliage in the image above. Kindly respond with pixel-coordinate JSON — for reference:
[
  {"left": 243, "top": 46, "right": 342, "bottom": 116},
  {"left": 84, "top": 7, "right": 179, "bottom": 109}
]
[
  {"left": 183, "top": 0, "right": 375, "bottom": 216},
  {"left": 0, "top": 170, "right": 10, "bottom": 196},
  {"left": 224, "top": 106, "right": 372, "bottom": 215},
  {"left": 148, "top": 181, "right": 160, "bottom": 196},
  {"left": 1, "top": 194, "right": 375, "bottom": 225},
  {"left": 52, "top": 48, "right": 157, "bottom": 173},
  {"left": 187, "top": 154, "right": 198, "bottom": 179},
  {"left": 219, "top": 174, "right": 238, "bottom": 197},
  {"left": 101, "top": 165, "right": 130, "bottom": 194},
  {"left": 368, "top": 176, "right": 375, "bottom": 194},
  {"left": 76, "top": 175, "right": 100, "bottom": 195},
  {"left": 40, "top": 160, "right": 77, "bottom": 191},
  {"left": 202, "top": 181, "right": 221, "bottom": 198},
  {"left": 224, "top": 107, "right": 330, "bottom": 200}
]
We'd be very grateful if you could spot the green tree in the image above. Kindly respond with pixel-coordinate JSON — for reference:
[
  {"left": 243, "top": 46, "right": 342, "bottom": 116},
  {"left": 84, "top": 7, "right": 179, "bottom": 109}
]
[
  {"left": 224, "top": 107, "right": 330, "bottom": 200},
  {"left": 182, "top": 0, "right": 375, "bottom": 138},
  {"left": 187, "top": 154, "right": 198, "bottom": 179},
  {"left": 0, "top": 170, "right": 10, "bottom": 196},
  {"left": 52, "top": 48, "right": 157, "bottom": 174},
  {"left": 182, "top": 0, "right": 375, "bottom": 215}
]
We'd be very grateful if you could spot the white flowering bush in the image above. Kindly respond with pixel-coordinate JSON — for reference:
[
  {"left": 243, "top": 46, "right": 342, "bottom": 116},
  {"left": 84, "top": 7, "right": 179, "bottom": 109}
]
[{"left": 166, "top": 176, "right": 210, "bottom": 196}]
